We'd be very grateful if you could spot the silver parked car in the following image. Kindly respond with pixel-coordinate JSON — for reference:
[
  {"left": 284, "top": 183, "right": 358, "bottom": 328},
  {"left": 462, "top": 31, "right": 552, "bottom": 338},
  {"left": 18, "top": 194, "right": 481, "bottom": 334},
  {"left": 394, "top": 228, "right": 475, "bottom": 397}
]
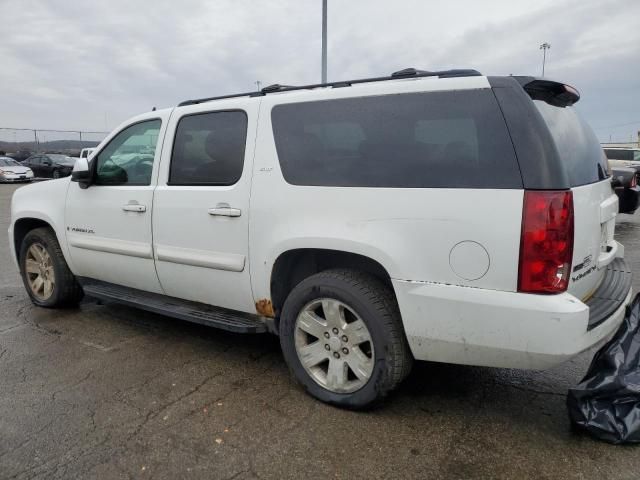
[{"left": 0, "top": 156, "right": 34, "bottom": 183}]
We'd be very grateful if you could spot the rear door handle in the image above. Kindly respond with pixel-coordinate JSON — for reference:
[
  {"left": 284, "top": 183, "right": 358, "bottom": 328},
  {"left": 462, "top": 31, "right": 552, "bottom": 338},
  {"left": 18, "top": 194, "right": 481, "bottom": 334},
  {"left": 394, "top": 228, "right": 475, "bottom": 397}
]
[
  {"left": 122, "top": 204, "right": 147, "bottom": 213},
  {"left": 208, "top": 207, "right": 241, "bottom": 217}
]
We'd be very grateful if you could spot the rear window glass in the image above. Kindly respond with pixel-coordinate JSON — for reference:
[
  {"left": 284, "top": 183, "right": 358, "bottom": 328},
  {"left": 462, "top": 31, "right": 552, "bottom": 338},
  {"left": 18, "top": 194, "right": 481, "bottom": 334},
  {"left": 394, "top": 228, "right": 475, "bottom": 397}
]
[
  {"left": 604, "top": 149, "right": 639, "bottom": 162},
  {"left": 534, "top": 102, "right": 608, "bottom": 186},
  {"left": 271, "top": 90, "right": 522, "bottom": 188}
]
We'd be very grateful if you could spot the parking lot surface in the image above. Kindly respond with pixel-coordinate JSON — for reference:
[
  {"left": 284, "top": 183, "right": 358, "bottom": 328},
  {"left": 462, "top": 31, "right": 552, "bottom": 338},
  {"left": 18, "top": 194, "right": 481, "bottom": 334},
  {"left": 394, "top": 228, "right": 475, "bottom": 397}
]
[{"left": 2, "top": 182, "right": 640, "bottom": 479}]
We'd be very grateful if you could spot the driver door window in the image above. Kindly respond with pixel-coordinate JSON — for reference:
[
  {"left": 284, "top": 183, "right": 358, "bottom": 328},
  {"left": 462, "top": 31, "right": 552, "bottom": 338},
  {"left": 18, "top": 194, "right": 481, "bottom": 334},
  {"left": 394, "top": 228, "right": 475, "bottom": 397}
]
[{"left": 95, "top": 119, "right": 161, "bottom": 185}]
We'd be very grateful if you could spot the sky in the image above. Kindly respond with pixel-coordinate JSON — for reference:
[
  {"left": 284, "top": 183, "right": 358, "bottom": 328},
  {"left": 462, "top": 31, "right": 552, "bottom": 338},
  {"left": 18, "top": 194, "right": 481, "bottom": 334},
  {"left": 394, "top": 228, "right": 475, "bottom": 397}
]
[{"left": 0, "top": 0, "right": 638, "bottom": 143}]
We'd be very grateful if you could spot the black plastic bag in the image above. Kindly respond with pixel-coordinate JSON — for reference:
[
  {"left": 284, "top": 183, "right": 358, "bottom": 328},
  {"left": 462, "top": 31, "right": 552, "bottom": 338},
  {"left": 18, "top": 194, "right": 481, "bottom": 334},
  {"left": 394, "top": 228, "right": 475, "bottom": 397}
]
[{"left": 567, "top": 293, "right": 640, "bottom": 444}]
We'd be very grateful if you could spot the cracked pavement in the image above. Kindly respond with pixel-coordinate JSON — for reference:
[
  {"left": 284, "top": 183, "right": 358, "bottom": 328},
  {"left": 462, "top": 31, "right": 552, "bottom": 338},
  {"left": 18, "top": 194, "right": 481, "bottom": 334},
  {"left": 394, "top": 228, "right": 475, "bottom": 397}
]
[{"left": 2, "top": 183, "right": 640, "bottom": 479}]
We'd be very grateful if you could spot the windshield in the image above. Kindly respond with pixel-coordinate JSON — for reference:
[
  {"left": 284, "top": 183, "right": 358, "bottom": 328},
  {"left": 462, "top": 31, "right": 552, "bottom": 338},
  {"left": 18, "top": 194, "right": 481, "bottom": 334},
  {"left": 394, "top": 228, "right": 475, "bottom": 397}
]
[
  {"left": 534, "top": 101, "right": 608, "bottom": 186},
  {"left": 0, "top": 158, "right": 21, "bottom": 167}
]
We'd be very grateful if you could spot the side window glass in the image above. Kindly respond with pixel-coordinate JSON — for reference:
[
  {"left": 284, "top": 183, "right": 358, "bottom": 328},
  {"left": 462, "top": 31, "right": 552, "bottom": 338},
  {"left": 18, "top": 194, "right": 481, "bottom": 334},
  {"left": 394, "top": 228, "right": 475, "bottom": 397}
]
[
  {"left": 271, "top": 90, "right": 521, "bottom": 188},
  {"left": 304, "top": 122, "right": 365, "bottom": 155},
  {"left": 95, "top": 119, "right": 161, "bottom": 186},
  {"left": 415, "top": 119, "right": 479, "bottom": 166},
  {"left": 169, "top": 111, "right": 247, "bottom": 186}
]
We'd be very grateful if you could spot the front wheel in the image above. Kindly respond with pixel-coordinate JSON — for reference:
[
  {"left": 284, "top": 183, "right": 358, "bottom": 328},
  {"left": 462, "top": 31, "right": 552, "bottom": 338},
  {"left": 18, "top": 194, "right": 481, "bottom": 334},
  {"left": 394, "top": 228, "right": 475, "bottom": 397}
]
[
  {"left": 19, "top": 227, "right": 83, "bottom": 307},
  {"left": 52, "top": 169, "right": 61, "bottom": 179},
  {"left": 279, "top": 269, "right": 413, "bottom": 409}
]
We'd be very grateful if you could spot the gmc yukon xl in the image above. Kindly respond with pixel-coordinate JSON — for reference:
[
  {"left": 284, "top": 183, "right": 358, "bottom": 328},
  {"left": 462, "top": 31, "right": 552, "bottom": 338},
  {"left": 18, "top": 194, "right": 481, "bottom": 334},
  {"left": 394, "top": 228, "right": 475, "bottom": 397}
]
[{"left": 9, "top": 69, "right": 632, "bottom": 407}]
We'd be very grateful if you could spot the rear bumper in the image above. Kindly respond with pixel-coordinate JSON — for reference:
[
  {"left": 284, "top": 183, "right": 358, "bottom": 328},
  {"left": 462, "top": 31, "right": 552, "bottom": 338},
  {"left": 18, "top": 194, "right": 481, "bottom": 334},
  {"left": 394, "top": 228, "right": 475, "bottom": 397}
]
[
  {"left": 393, "top": 259, "right": 632, "bottom": 370},
  {"left": 585, "top": 258, "right": 632, "bottom": 330}
]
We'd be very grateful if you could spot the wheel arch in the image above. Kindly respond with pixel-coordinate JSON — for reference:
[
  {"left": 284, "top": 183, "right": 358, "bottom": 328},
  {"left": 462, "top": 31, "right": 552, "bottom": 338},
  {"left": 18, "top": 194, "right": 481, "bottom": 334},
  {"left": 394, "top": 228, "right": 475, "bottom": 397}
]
[
  {"left": 13, "top": 217, "right": 57, "bottom": 264},
  {"left": 268, "top": 248, "right": 395, "bottom": 323}
]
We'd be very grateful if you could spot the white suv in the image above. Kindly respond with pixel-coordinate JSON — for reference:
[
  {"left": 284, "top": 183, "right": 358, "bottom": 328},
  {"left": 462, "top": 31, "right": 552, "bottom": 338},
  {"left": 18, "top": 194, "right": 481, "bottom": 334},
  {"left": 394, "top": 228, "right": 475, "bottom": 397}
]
[{"left": 9, "top": 69, "right": 632, "bottom": 407}]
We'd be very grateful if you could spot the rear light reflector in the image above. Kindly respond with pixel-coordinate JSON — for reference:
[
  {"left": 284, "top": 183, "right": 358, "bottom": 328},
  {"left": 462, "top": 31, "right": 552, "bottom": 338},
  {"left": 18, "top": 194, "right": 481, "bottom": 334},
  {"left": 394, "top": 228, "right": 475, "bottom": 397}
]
[{"left": 518, "top": 191, "right": 574, "bottom": 294}]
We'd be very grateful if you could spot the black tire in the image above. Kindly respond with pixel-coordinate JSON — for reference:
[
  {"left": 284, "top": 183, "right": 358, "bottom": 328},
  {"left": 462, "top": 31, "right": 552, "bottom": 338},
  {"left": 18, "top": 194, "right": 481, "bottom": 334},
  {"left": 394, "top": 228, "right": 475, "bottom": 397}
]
[
  {"left": 279, "top": 269, "right": 413, "bottom": 409},
  {"left": 52, "top": 169, "right": 61, "bottom": 179},
  {"left": 19, "top": 227, "right": 83, "bottom": 307}
]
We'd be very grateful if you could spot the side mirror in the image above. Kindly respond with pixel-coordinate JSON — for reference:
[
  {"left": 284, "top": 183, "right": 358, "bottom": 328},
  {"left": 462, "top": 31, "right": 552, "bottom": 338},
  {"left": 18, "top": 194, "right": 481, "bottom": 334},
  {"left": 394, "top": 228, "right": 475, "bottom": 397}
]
[
  {"left": 71, "top": 157, "right": 92, "bottom": 188},
  {"left": 43, "top": 161, "right": 52, "bottom": 166}
]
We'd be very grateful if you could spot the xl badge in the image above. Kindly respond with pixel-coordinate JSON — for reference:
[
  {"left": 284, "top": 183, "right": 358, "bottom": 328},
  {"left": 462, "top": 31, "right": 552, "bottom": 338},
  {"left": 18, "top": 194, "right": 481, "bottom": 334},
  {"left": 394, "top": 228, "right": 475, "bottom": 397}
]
[
  {"left": 572, "top": 254, "right": 595, "bottom": 282},
  {"left": 573, "top": 254, "right": 592, "bottom": 273}
]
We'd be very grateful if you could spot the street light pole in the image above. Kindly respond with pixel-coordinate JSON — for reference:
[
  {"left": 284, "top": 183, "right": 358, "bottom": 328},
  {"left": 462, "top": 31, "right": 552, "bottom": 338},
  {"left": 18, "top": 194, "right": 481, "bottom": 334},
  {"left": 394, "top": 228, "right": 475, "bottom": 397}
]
[
  {"left": 321, "top": 0, "right": 327, "bottom": 83},
  {"left": 540, "top": 42, "right": 551, "bottom": 77}
]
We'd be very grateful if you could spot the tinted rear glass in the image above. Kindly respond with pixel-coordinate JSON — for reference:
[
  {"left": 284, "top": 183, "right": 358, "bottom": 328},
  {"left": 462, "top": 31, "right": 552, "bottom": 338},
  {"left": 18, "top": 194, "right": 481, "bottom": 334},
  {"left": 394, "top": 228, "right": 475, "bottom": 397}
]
[
  {"left": 534, "top": 101, "right": 608, "bottom": 187},
  {"left": 271, "top": 90, "right": 522, "bottom": 188},
  {"left": 604, "top": 149, "right": 636, "bottom": 161}
]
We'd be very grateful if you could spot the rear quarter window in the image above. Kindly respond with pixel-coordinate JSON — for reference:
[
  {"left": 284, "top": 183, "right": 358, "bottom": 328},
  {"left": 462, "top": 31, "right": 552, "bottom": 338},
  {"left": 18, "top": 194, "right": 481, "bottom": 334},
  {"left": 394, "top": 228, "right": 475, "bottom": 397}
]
[
  {"left": 534, "top": 101, "right": 608, "bottom": 187},
  {"left": 271, "top": 90, "right": 522, "bottom": 188}
]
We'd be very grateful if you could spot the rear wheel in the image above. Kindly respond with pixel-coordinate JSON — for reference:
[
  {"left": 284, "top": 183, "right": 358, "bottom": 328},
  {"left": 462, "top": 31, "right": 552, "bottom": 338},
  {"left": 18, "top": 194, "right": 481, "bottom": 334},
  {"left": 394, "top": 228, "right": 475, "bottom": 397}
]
[
  {"left": 19, "top": 228, "right": 83, "bottom": 307},
  {"left": 279, "top": 269, "right": 412, "bottom": 408}
]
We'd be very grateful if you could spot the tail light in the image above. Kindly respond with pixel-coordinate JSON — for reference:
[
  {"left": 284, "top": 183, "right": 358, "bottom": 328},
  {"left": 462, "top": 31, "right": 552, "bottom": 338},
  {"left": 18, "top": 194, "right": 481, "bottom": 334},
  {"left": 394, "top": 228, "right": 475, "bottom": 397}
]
[
  {"left": 632, "top": 174, "right": 638, "bottom": 188},
  {"left": 518, "top": 191, "right": 574, "bottom": 294}
]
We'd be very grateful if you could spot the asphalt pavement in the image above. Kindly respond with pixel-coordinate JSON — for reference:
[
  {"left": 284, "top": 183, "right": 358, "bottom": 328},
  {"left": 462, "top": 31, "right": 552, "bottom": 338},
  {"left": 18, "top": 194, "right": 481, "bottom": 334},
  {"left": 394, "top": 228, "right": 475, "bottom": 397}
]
[{"left": 2, "top": 182, "right": 640, "bottom": 479}]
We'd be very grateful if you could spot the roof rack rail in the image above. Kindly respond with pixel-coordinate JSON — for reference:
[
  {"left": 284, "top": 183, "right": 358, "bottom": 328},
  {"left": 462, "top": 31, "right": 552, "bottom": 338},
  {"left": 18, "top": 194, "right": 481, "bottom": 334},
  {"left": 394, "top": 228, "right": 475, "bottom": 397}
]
[
  {"left": 177, "top": 68, "right": 482, "bottom": 107},
  {"left": 391, "top": 67, "right": 432, "bottom": 78},
  {"left": 261, "top": 83, "right": 295, "bottom": 93}
]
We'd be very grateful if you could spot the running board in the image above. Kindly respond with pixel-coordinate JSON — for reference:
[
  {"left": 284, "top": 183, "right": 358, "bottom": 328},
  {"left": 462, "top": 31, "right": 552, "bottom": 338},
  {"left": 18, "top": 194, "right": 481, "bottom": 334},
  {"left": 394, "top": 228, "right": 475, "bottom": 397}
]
[{"left": 79, "top": 279, "right": 269, "bottom": 334}]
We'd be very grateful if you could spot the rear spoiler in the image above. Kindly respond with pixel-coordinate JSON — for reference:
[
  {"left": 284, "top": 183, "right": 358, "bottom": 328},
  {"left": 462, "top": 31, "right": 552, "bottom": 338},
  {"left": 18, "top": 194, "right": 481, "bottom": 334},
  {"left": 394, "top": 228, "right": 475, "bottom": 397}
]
[{"left": 512, "top": 76, "right": 580, "bottom": 107}]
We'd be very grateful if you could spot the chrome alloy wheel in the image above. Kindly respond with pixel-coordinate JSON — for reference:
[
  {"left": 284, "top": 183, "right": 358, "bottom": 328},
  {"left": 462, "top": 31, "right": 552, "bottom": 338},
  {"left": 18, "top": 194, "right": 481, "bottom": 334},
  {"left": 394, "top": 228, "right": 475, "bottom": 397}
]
[
  {"left": 294, "top": 298, "right": 375, "bottom": 394},
  {"left": 25, "top": 243, "right": 55, "bottom": 300}
]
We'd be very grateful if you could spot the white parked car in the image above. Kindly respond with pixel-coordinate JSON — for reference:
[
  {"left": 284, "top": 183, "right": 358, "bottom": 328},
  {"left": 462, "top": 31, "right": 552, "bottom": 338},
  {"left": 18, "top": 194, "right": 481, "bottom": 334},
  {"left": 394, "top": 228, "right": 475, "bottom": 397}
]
[
  {"left": 0, "top": 156, "right": 34, "bottom": 182},
  {"left": 8, "top": 69, "right": 632, "bottom": 407}
]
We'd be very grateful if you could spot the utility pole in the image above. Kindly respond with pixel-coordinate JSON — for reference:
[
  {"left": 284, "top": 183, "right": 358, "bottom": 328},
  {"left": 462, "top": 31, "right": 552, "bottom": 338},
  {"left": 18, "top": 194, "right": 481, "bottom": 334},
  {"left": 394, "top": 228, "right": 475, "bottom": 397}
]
[
  {"left": 540, "top": 42, "right": 551, "bottom": 76},
  {"left": 321, "top": 0, "right": 327, "bottom": 83},
  {"left": 255, "top": 80, "right": 262, "bottom": 91}
]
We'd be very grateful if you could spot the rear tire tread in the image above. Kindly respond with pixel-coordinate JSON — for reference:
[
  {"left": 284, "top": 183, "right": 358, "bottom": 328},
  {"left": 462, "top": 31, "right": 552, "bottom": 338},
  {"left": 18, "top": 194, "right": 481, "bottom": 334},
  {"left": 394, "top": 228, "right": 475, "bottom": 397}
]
[
  {"left": 280, "top": 268, "right": 413, "bottom": 408},
  {"left": 323, "top": 269, "right": 413, "bottom": 389}
]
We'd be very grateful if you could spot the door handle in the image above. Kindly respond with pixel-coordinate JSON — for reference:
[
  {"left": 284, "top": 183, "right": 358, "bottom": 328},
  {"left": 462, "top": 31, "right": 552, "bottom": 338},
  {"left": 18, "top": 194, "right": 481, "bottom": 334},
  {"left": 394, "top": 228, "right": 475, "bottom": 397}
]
[
  {"left": 122, "top": 204, "right": 147, "bottom": 213},
  {"left": 208, "top": 207, "right": 241, "bottom": 217}
]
